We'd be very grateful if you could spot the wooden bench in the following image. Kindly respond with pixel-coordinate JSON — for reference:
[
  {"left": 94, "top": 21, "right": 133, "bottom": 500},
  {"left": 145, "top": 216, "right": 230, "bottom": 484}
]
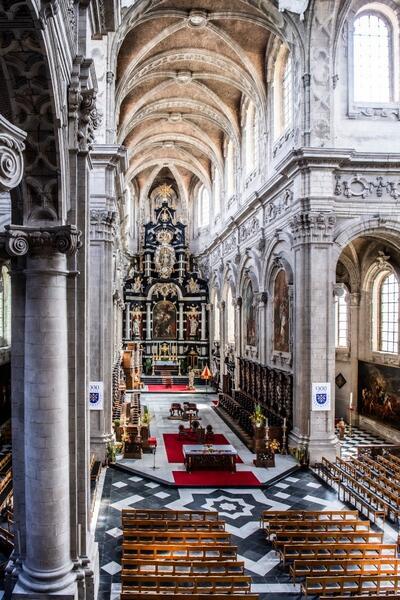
[
  {"left": 122, "top": 530, "right": 232, "bottom": 544},
  {"left": 290, "top": 558, "right": 400, "bottom": 581},
  {"left": 301, "top": 573, "right": 400, "bottom": 598},
  {"left": 265, "top": 519, "right": 369, "bottom": 536},
  {"left": 322, "top": 595, "right": 400, "bottom": 600},
  {"left": 122, "top": 543, "right": 238, "bottom": 561},
  {"left": 272, "top": 529, "right": 384, "bottom": 549},
  {"left": 122, "top": 508, "right": 219, "bottom": 521},
  {"left": 120, "top": 574, "right": 252, "bottom": 594},
  {"left": 121, "top": 594, "right": 259, "bottom": 600},
  {"left": 122, "top": 517, "right": 225, "bottom": 531},
  {"left": 121, "top": 558, "right": 245, "bottom": 575},
  {"left": 260, "top": 508, "right": 358, "bottom": 527},
  {"left": 278, "top": 543, "right": 397, "bottom": 566}
]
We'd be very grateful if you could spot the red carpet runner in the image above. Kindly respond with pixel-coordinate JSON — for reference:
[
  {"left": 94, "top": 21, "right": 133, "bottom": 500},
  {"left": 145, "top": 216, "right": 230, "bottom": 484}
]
[
  {"left": 163, "top": 432, "right": 261, "bottom": 486},
  {"left": 147, "top": 384, "right": 191, "bottom": 392},
  {"left": 172, "top": 470, "right": 260, "bottom": 486},
  {"left": 163, "top": 433, "right": 243, "bottom": 464}
]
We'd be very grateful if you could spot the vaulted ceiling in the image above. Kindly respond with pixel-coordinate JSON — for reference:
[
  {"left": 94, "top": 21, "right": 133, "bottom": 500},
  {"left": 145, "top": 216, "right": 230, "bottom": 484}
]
[{"left": 115, "top": 0, "right": 288, "bottom": 205}]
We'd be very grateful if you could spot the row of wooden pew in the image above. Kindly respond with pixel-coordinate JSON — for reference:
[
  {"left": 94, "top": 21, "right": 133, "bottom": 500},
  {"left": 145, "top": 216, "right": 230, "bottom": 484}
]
[
  {"left": 260, "top": 508, "right": 399, "bottom": 598},
  {"left": 121, "top": 508, "right": 258, "bottom": 600},
  {"left": 316, "top": 450, "right": 400, "bottom": 523}
]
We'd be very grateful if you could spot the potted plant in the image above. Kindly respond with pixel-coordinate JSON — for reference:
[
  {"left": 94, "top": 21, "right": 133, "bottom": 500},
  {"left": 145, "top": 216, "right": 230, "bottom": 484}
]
[
  {"left": 106, "top": 442, "right": 118, "bottom": 464},
  {"left": 251, "top": 404, "right": 265, "bottom": 428},
  {"left": 113, "top": 419, "right": 122, "bottom": 442},
  {"left": 290, "top": 444, "right": 309, "bottom": 468}
]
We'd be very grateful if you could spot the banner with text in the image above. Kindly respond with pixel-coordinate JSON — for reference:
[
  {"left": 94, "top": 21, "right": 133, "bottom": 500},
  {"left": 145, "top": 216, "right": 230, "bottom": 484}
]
[
  {"left": 312, "top": 382, "right": 331, "bottom": 411},
  {"left": 89, "top": 381, "right": 104, "bottom": 411}
]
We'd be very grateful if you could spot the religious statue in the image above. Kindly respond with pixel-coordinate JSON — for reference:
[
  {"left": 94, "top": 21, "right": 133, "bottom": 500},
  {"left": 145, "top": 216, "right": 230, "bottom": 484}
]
[
  {"left": 154, "top": 230, "right": 175, "bottom": 278},
  {"left": 133, "top": 276, "right": 143, "bottom": 293},
  {"left": 132, "top": 318, "right": 140, "bottom": 339},
  {"left": 337, "top": 417, "right": 346, "bottom": 440},
  {"left": 189, "top": 316, "right": 198, "bottom": 337},
  {"left": 186, "top": 276, "right": 200, "bottom": 294},
  {"left": 188, "top": 368, "right": 195, "bottom": 390}
]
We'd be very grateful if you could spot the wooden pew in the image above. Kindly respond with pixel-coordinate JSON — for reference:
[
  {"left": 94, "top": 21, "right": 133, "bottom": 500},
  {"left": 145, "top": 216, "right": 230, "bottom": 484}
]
[
  {"left": 120, "top": 574, "right": 252, "bottom": 594},
  {"left": 279, "top": 543, "right": 397, "bottom": 566},
  {"left": 301, "top": 573, "right": 400, "bottom": 598},
  {"left": 260, "top": 508, "right": 358, "bottom": 528},
  {"left": 122, "top": 517, "right": 225, "bottom": 531},
  {"left": 121, "top": 558, "right": 245, "bottom": 575},
  {"left": 272, "top": 529, "right": 384, "bottom": 549},
  {"left": 322, "top": 595, "right": 399, "bottom": 600},
  {"left": 122, "top": 530, "right": 232, "bottom": 544},
  {"left": 122, "top": 543, "right": 238, "bottom": 561},
  {"left": 122, "top": 508, "right": 220, "bottom": 521},
  {"left": 290, "top": 558, "right": 400, "bottom": 581},
  {"left": 264, "top": 519, "right": 369, "bottom": 536},
  {"left": 121, "top": 594, "right": 259, "bottom": 600}
]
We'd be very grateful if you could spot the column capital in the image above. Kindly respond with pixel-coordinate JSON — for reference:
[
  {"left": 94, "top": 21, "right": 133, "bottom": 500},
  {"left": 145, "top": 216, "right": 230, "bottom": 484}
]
[
  {"left": 0, "top": 114, "right": 26, "bottom": 192},
  {"left": 289, "top": 211, "right": 336, "bottom": 245},
  {"left": 90, "top": 209, "right": 117, "bottom": 241},
  {"left": 0, "top": 224, "right": 81, "bottom": 258}
]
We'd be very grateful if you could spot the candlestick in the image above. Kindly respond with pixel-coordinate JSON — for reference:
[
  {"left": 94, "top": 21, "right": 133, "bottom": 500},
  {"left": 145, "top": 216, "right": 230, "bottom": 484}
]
[
  {"left": 349, "top": 392, "right": 353, "bottom": 410},
  {"left": 283, "top": 417, "right": 286, "bottom": 428}
]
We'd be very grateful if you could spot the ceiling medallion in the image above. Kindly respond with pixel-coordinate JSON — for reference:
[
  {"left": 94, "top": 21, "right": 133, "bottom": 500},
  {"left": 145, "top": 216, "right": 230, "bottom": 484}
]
[
  {"left": 168, "top": 113, "right": 182, "bottom": 123},
  {"left": 175, "top": 70, "right": 193, "bottom": 85},
  {"left": 187, "top": 10, "right": 208, "bottom": 28}
]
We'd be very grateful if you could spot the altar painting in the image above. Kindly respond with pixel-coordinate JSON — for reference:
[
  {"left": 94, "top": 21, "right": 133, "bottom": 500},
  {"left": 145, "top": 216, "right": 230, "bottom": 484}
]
[
  {"left": 358, "top": 360, "right": 400, "bottom": 430},
  {"left": 244, "top": 281, "right": 257, "bottom": 347},
  {"left": 153, "top": 301, "right": 176, "bottom": 339},
  {"left": 273, "top": 269, "right": 290, "bottom": 353}
]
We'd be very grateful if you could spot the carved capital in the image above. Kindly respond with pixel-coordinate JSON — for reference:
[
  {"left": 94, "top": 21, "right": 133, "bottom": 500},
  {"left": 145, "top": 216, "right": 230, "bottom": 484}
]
[
  {"left": 90, "top": 209, "right": 116, "bottom": 242},
  {"left": 289, "top": 212, "right": 336, "bottom": 244},
  {"left": 0, "top": 115, "right": 26, "bottom": 192},
  {"left": 0, "top": 225, "right": 81, "bottom": 258},
  {"left": 68, "top": 60, "right": 102, "bottom": 153}
]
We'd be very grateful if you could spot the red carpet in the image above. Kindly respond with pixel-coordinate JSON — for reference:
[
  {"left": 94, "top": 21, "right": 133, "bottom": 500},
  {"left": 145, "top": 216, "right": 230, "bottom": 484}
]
[
  {"left": 147, "top": 385, "right": 192, "bottom": 392},
  {"left": 163, "top": 433, "right": 243, "bottom": 464},
  {"left": 173, "top": 470, "right": 260, "bottom": 486}
]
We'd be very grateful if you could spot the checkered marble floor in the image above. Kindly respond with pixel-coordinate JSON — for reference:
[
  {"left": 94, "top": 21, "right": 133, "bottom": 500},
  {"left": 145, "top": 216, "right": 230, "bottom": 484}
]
[
  {"left": 335, "top": 424, "right": 386, "bottom": 459},
  {"left": 96, "top": 466, "right": 345, "bottom": 600}
]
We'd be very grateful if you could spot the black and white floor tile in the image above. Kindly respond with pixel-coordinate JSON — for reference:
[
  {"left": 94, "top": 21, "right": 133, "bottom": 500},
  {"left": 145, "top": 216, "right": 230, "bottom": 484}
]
[
  {"left": 96, "top": 466, "right": 344, "bottom": 600},
  {"left": 336, "top": 425, "right": 386, "bottom": 459}
]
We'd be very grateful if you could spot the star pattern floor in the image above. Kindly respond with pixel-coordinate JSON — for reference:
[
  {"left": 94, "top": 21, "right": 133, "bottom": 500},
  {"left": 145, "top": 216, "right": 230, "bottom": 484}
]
[{"left": 96, "top": 466, "right": 344, "bottom": 600}]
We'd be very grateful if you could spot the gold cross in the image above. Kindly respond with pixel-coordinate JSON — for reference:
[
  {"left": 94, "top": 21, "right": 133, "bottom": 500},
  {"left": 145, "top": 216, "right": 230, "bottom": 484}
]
[{"left": 159, "top": 184, "right": 172, "bottom": 199}]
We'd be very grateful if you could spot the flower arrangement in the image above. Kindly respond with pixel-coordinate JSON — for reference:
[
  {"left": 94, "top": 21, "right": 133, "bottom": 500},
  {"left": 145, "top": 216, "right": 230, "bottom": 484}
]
[
  {"left": 251, "top": 404, "right": 265, "bottom": 428},
  {"left": 267, "top": 439, "right": 280, "bottom": 454}
]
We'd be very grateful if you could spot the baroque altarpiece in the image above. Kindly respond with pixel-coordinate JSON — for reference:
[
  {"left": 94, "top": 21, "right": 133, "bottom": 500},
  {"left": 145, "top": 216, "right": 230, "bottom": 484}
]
[{"left": 123, "top": 188, "right": 209, "bottom": 376}]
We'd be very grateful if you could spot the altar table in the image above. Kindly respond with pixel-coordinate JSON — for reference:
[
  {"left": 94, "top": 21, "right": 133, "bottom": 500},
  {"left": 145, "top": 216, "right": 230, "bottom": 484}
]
[{"left": 183, "top": 444, "right": 237, "bottom": 473}]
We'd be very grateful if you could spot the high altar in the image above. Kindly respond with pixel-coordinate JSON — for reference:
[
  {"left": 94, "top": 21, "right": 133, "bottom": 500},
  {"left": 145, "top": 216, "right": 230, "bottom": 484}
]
[{"left": 123, "top": 185, "right": 209, "bottom": 376}]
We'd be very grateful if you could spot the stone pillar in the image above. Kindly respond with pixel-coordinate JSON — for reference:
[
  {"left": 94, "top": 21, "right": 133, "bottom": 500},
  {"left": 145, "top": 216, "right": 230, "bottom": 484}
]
[
  {"left": 257, "top": 292, "right": 268, "bottom": 364},
  {"left": 349, "top": 292, "right": 361, "bottom": 423},
  {"left": 0, "top": 226, "right": 81, "bottom": 598},
  {"left": 125, "top": 303, "right": 130, "bottom": 339},
  {"left": 289, "top": 213, "right": 338, "bottom": 464},
  {"left": 234, "top": 297, "right": 242, "bottom": 388},
  {"left": 201, "top": 303, "right": 206, "bottom": 341},
  {"left": 146, "top": 302, "right": 152, "bottom": 339},
  {"left": 179, "top": 303, "right": 184, "bottom": 340}
]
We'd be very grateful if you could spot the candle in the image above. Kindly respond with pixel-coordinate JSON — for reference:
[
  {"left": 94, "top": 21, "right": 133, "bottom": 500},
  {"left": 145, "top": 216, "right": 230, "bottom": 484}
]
[
  {"left": 349, "top": 392, "right": 353, "bottom": 410},
  {"left": 283, "top": 417, "right": 286, "bottom": 429}
]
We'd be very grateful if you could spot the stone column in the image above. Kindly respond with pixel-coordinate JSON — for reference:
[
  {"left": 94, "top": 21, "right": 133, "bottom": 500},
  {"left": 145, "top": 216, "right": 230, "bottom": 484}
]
[
  {"left": 349, "top": 292, "right": 360, "bottom": 423},
  {"left": 257, "top": 292, "right": 268, "bottom": 364},
  {"left": 234, "top": 297, "right": 242, "bottom": 388},
  {"left": 179, "top": 303, "right": 184, "bottom": 340},
  {"left": 125, "top": 303, "right": 130, "bottom": 339},
  {"left": 1, "top": 226, "right": 81, "bottom": 598},
  {"left": 289, "top": 213, "right": 338, "bottom": 464},
  {"left": 146, "top": 302, "right": 152, "bottom": 339},
  {"left": 201, "top": 303, "right": 207, "bottom": 340}
]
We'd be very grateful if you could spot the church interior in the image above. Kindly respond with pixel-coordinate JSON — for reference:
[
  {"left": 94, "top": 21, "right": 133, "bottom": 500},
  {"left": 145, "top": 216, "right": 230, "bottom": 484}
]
[{"left": 1, "top": 0, "right": 400, "bottom": 599}]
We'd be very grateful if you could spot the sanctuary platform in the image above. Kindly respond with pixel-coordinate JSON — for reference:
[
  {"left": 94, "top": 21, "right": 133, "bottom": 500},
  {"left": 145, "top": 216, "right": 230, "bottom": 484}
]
[{"left": 115, "top": 393, "right": 298, "bottom": 487}]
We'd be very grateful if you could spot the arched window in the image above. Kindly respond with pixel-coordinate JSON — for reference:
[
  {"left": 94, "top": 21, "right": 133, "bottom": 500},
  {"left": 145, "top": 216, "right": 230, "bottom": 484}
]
[
  {"left": 226, "top": 286, "right": 235, "bottom": 344},
  {"left": 243, "top": 101, "right": 256, "bottom": 176},
  {"left": 0, "top": 266, "right": 11, "bottom": 348},
  {"left": 225, "top": 139, "right": 235, "bottom": 199},
  {"left": 335, "top": 287, "right": 349, "bottom": 348},
  {"left": 274, "top": 46, "right": 293, "bottom": 138},
  {"left": 198, "top": 185, "right": 210, "bottom": 228},
  {"left": 378, "top": 272, "right": 399, "bottom": 353},
  {"left": 213, "top": 170, "right": 221, "bottom": 217},
  {"left": 353, "top": 12, "right": 392, "bottom": 103}
]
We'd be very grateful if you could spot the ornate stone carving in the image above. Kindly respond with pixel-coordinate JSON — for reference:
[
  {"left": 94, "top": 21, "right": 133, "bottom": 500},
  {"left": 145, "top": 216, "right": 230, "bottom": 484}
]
[
  {"left": 349, "top": 106, "right": 400, "bottom": 121},
  {"left": 265, "top": 188, "right": 293, "bottom": 223},
  {"left": 374, "top": 250, "right": 391, "bottom": 271},
  {"left": 69, "top": 60, "right": 102, "bottom": 153},
  {"left": 334, "top": 174, "right": 400, "bottom": 200},
  {"left": 0, "top": 115, "right": 26, "bottom": 192},
  {"left": 240, "top": 216, "right": 260, "bottom": 242},
  {"left": 152, "top": 282, "right": 177, "bottom": 298},
  {"left": 90, "top": 209, "right": 116, "bottom": 241},
  {"left": 289, "top": 212, "right": 336, "bottom": 243},
  {"left": 223, "top": 233, "right": 237, "bottom": 254},
  {"left": 210, "top": 247, "right": 221, "bottom": 264},
  {"left": 0, "top": 225, "right": 81, "bottom": 258}
]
